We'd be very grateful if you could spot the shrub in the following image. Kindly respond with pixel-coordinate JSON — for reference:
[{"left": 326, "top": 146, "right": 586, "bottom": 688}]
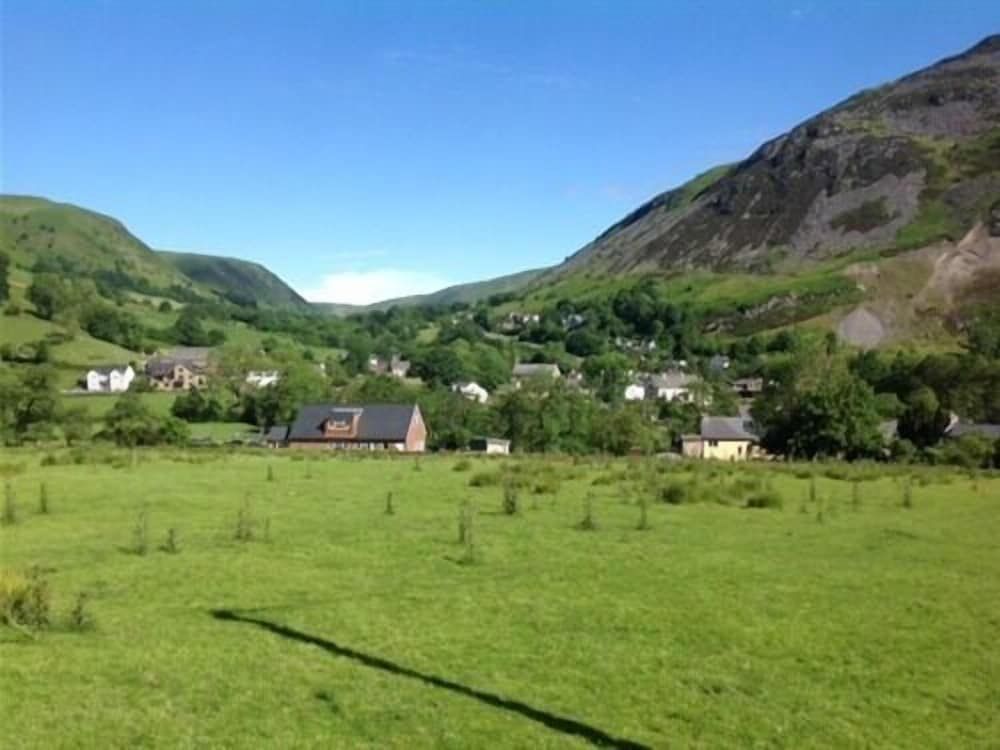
[
  {"left": 659, "top": 481, "right": 688, "bottom": 505},
  {"left": 2, "top": 482, "right": 18, "bottom": 525},
  {"left": 458, "top": 501, "right": 478, "bottom": 565},
  {"left": 0, "top": 567, "right": 51, "bottom": 631},
  {"left": 636, "top": 495, "right": 650, "bottom": 531},
  {"left": 68, "top": 592, "right": 95, "bottom": 632},
  {"left": 131, "top": 507, "right": 149, "bottom": 555},
  {"left": 502, "top": 480, "right": 520, "bottom": 515},
  {"left": 902, "top": 477, "right": 913, "bottom": 509},
  {"left": 577, "top": 493, "right": 597, "bottom": 531},
  {"left": 453, "top": 458, "right": 472, "bottom": 472},
  {"left": 162, "top": 528, "right": 180, "bottom": 554},
  {"left": 469, "top": 470, "right": 501, "bottom": 488},
  {"left": 38, "top": 482, "right": 49, "bottom": 515},
  {"left": 234, "top": 497, "right": 255, "bottom": 542},
  {"left": 745, "top": 490, "right": 783, "bottom": 510},
  {"left": 385, "top": 491, "right": 395, "bottom": 516},
  {"left": 267, "top": 465, "right": 275, "bottom": 482},
  {"left": 531, "top": 475, "right": 561, "bottom": 496}
]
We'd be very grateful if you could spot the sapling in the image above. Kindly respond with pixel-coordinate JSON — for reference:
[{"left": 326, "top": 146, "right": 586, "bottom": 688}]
[
  {"left": 636, "top": 494, "right": 650, "bottom": 531},
  {"left": 267, "top": 465, "right": 275, "bottom": 482},
  {"left": 132, "top": 507, "right": 149, "bottom": 555},
  {"left": 2, "top": 482, "right": 18, "bottom": 526},
  {"left": 68, "top": 592, "right": 95, "bottom": 632},
  {"left": 162, "top": 527, "right": 180, "bottom": 554},
  {"left": 385, "top": 491, "right": 395, "bottom": 516},
  {"left": 38, "top": 482, "right": 50, "bottom": 515},
  {"left": 502, "top": 480, "right": 519, "bottom": 516},
  {"left": 459, "top": 503, "right": 478, "bottom": 565},
  {"left": 902, "top": 477, "right": 913, "bottom": 509},
  {"left": 234, "top": 497, "right": 255, "bottom": 542},
  {"left": 578, "top": 493, "right": 597, "bottom": 531}
]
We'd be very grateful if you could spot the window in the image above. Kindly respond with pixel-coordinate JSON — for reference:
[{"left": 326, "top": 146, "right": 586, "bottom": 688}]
[{"left": 708, "top": 439, "right": 719, "bottom": 447}]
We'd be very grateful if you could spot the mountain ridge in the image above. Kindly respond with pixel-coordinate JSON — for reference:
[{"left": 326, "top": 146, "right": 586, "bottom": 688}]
[{"left": 553, "top": 34, "right": 1000, "bottom": 278}]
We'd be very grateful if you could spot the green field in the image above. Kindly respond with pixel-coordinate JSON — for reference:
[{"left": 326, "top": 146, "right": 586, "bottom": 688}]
[{"left": 1, "top": 452, "right": 998, "bottom": 748}]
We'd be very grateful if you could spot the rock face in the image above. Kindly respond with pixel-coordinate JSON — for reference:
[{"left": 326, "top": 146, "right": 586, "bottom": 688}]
[{"left": 558, "top": 35, "right": 1000, "bottom": 276}]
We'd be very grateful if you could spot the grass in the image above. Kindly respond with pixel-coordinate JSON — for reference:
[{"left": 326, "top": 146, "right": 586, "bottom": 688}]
[{"left": 0, "top": 453, "right": 997, "bottom": 748}]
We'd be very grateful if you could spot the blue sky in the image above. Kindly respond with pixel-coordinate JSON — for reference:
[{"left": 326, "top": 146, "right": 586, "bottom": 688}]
[{"left": 3, "top": 1, "right": 998, "bottom": 303}]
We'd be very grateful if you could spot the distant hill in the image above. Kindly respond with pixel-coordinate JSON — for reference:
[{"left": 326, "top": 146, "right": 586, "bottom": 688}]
[
  {"left": 556, "top": 35, "right": 1000, "bottom": 276},
  {"left": 159, "top": 250, "right": 309, "bottom": 308},
  {"left": 0, "top": 195, "right": 307, "bottom": 309},
  {"left": 0, "top": 195, "right": 205, "bottom": 298},
  {"left": 313, "top": 266, "right": 546, "bottom": 315}
]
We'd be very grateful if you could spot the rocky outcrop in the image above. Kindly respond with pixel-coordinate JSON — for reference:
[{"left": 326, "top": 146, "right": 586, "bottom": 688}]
[{"left": 555, "top": 35, "right": 1000, "bottom": 276}]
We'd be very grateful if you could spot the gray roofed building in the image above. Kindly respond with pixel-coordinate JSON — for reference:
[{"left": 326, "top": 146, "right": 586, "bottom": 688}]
[
  {"left": 946, "top": 422, "right": 1000, "bottom": 440},
  {"left": 265, "top": 424, "right": 289, "bottom": 446},
  {"left": 512, "top": 363, "right": 561, "bottom": 379},
  {"left": 700, "top": 416, "right": 758, "bottom": 442},
  {"left": 287, "top": 403, "right": 427, "bottom": 452}
]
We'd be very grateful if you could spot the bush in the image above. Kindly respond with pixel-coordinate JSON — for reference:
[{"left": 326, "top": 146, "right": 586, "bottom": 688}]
[
  {"left": 453, "top": 458, "right": 472, "bottom": 472},
  {"left": 0, "top": 567, "right": 51, "bottom": 631},
  {"left": 745, "top": 490, "right": 783, "bottom": 510},
  {"left": 68, "top": 592, "right": 95, "bottom": 632},
  {"left": 2, "top": 482, "right": 17, "bottom": 525},
  {"left": 659, "top": 481, "right": 688, "bottom": 505},
  {"left": 502, "top": 480, "right": 519, "bottom": 515},
  {"left": 469, "top": 470, "right": 502, "bottom": 487}
]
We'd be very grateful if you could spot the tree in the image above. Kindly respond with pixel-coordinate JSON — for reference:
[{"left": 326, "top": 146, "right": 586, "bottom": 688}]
[
  {"left": 412, "top": 346, "right": 467, "bottom": 386},
  {"left": 171, "top": 387, "right": 228, "bottom": 422},
  {"left": 171, "top": 308, "right": 225, "bottom": 347},
  {"left": 103, "top": 393, "right": 189, "bottom": 446},
  {"left": 582, "top": 352, "right": 629, "bottom": 403},
  {"left": 0, "top": 365, "right": 61, "bottom": 441},
  {"left": 245, "top": 363, "right": 330, "bottom": 427},
  {"left": 755, "top": 370, "right": 883, "bottom": 460},
  {"left": 27, "top": 274, "right": 68, "bottom": 320},
  {"left": 897, "top": 386, "right": 950, "bottom": 448}
]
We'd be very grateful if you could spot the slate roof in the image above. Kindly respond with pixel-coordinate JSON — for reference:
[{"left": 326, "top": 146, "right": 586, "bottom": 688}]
[
  {"left": 287, "top": 404, "right": 418, "bottom": 442},
  {"left": 701, "top": 416, "right": 758, "bottom": 442},
  {"left": 265, "top": 425, "right": 289, "bottom": 443},
  {"left": 513, "top": 363, "right": 561, "bottom": 378},
  {"left": 89, "top": 365, "right": 131, "bottom": 375},
  {"left": 649, "top": 372, "right": 698, "bottom": 390},
  {"left": 146, "top": 358, "right": 193, "bottom": 377},
  {"left": 946, "top": 422, "right": 1000, "bottom": 439}
]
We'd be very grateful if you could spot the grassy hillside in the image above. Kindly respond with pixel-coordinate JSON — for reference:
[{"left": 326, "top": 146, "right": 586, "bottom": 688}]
[
  {"left": 1, "top": 452, "right": 997, "bottom": 747},
  {"left": 0, "top": 195, "right": 205, "bottom": 299},
  {"left": 159, "top": 250, "right": 309, "bottom": 308},
  {"left": 314, "top": 267, "right": 547, "bottom": 315}
]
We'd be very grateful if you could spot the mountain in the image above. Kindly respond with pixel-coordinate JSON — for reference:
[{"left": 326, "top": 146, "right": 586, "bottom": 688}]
[
  {"left": 313, "top": 266, "right": 546, "bottom": 315},
  {"left": 0, "top": 195, "right": 204, "bottom": 297},
  {"left": 556, "top": 35, "right": 1000, "bottom": 276},
  {"left": 159, "top": 250, "right": 309, "bottom": 308}
]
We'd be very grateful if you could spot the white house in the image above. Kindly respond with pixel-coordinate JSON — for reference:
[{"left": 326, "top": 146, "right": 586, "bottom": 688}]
[
  {"left": 624, "top": 383, "right": 647, "bottom": 401},
  {"left": 85, "top": 365, "right": 135, "bottom": 393},
  {"left": 648, "top": 372, "right": 700, "bottom": 402},
  {"left": 453, "top": 381, "right": 489, "bottom": 404},
  {"left": 512, "top": 363, "right": 561, "bottom": 387},
  {"left": 246, "top": 371, "right": 280, "bottom": 388},
  {"left": 469, "top": 437, "right": 511, "bottom": 455}
]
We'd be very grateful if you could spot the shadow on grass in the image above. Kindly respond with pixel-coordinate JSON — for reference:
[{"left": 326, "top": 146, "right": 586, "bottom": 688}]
[{"left": 211, "top": 608, "right": 649, "bottom": 749}]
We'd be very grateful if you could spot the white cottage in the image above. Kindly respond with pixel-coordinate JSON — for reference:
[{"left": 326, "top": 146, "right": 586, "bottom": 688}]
[{"left": 85, "top": 365, "right": 135, "bottom": 393}]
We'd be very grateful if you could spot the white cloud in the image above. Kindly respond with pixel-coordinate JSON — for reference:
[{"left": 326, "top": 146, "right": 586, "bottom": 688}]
[{"left": 300, "top": 268, "right": 453, "bottom": 305}]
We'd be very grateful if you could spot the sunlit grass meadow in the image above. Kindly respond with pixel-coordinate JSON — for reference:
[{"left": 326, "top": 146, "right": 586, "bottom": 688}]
[{"left": 1, "top": 451, "right": 997, "bottom": 748}]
